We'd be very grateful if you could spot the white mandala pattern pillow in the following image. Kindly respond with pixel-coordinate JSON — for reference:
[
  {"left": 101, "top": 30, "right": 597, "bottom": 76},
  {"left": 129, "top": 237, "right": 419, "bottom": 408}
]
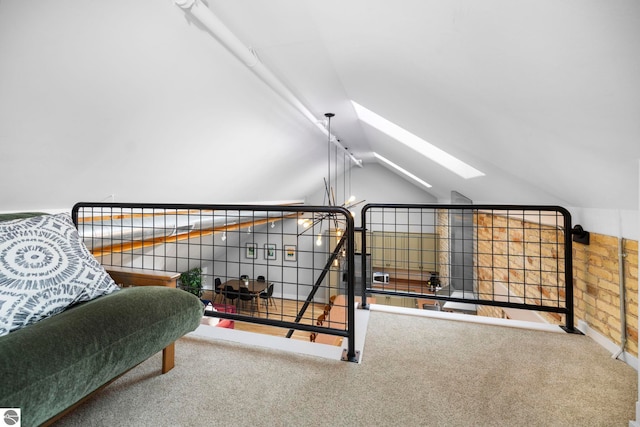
[{"left": 0, "top": 213, "right": 119, "bottom": 336}]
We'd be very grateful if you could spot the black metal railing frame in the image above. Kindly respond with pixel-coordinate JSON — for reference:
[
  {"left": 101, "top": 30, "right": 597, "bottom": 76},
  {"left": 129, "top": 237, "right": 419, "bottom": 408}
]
[
  {"left": 360, "top": 203, "right": 576, "bottom": 332},
  {"left": 72, "top": 202, "right": 358, "bottom": 361}
]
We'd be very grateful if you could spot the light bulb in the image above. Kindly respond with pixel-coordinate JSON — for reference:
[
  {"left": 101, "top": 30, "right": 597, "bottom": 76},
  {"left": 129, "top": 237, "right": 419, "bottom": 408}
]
[
  {"left": 316, "top": 235, "right": 323, "bottom": 246},
  {"left": 221, "top": 232, "right": 226, "bottom": 241}
]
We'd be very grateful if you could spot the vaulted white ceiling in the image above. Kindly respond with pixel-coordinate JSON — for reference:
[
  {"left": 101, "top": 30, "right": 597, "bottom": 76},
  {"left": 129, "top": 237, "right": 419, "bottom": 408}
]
[
  {"left": 0, "top": 0, "right": 638, "bottom": 212},
  {"left": 204, "top": 0, "right": 640, "bottom": 208}
]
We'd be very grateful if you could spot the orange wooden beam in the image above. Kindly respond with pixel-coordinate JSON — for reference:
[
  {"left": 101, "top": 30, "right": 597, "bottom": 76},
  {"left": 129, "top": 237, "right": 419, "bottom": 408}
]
[{"left": 90, "top": 213, "right": 299, "bottom": 257}]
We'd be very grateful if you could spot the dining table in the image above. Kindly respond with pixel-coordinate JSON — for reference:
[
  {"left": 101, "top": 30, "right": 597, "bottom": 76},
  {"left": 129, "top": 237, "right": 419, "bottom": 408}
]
[
  {"left": 223, "top": 279, "right": 268, "bottom": 293},
  {"left": 222, "top": 279, "right": 268, "bottom": 311}
]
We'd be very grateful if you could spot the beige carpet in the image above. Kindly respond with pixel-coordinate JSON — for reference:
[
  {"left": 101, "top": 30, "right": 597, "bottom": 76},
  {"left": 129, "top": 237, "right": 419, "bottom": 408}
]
[{"left": 57, "top": 311, "right": 637, "bottom": 426}]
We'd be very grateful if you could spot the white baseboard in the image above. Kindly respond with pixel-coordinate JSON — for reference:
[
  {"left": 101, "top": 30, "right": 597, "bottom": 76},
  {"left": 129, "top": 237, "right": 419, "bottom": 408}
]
[
  {"left": 577, "top": 320, "right": 638, "bottom": 371},
  {"left": 629, "top": 402, "right": 640, "bottom": 427}
]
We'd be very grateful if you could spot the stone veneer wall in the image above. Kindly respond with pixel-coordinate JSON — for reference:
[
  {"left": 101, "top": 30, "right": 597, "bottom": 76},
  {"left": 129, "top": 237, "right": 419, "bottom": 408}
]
[
  {"left": 436, "top": 209, "right": 450, "bottom": 289},
  {"left": 475, "top": 212, "right": 639, "bottom": 358},
  {"left": 475, "top": 213, "right": 566, "bottom": 324},
  {"left": 573, "top": 234, "right": 638, "bottom": 357}
]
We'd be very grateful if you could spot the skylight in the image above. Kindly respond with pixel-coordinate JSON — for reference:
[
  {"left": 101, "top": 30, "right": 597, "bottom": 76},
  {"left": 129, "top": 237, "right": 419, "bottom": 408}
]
[
  {"left": 352, "top": 101, "right": 485, "bottom": 179},
  {"left": 373, "top": 152, "right": 432, "bottom": 189}
]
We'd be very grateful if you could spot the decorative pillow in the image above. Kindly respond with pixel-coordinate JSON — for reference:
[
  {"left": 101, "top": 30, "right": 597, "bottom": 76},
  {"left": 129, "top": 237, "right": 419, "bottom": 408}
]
[{"left": 0, "top": 213, "right": 120, "bottom": 336}]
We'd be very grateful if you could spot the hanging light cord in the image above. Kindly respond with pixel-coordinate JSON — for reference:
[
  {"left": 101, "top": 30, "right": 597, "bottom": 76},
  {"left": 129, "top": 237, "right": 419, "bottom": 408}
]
[{"left": 325, "top": 113, "right": 334, "bottom": 203}]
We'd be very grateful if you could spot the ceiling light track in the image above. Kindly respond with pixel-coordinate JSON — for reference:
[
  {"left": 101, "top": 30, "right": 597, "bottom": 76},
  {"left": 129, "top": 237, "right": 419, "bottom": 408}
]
[{"left": 175, "top": 0, "right": 362, "bottom": 167}]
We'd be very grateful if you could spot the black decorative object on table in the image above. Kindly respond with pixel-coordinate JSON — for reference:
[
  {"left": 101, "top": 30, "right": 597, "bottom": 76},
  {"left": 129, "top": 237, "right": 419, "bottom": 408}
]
[{"left": 427, "top": 272, "right": 441, "bottom": 292}]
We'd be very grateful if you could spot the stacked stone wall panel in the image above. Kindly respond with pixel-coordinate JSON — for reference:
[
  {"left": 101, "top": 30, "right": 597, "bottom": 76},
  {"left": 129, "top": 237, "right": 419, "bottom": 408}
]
[{"left": 476, "top": 212, "right": 638, "bottom": 357}]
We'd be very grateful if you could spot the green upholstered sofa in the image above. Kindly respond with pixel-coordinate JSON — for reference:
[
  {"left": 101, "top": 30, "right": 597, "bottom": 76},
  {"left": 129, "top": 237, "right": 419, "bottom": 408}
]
[{"left": 0, "top": 213, "right": 204, "bottom": 426}]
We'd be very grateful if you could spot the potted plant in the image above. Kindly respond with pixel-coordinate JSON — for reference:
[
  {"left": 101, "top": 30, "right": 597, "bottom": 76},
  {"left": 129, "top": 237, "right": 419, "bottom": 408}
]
[{"left": 178, "top": 267, "right": 204, "bottom": 298}]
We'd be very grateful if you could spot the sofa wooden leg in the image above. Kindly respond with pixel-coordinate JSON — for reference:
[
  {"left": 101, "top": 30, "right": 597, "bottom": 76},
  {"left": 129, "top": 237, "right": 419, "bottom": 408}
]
[{"left": 162, "top": 342, "right": 175, "bottom": 374}]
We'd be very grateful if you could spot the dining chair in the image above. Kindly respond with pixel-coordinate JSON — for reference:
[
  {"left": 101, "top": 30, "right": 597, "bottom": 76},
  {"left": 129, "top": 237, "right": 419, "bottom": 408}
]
[
  {"left": 222, "top": 285, "right": 239, "bottom": 306},
  {"left": 238, "top": 287, "right": 256, "bottom": 313},
  {"left": 259, "top": 283, "right": 276, "bottom": 313},
  {"left": 257, "top": 275, "right": 265, "bottom": 282},
  {"left": 240, "top": 274, "right": 249, "bottom": 281},
  {"left": 213, "top": 278, "right": 222, "bottom": 303}
]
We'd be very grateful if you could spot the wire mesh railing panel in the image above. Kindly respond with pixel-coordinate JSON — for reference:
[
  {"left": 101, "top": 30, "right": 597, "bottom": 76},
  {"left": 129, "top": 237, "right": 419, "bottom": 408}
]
[
  {"left": 72, "top": 202, "right": 358, "bottom": 359},
  {"left": 361, "top": 204, "right": 575, "bottom": 331}
]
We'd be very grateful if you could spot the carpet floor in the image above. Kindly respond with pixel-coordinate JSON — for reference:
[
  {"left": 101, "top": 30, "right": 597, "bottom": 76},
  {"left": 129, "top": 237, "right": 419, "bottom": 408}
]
[{"left": 57, "top": 311, "right": 637, "bottom": 426}]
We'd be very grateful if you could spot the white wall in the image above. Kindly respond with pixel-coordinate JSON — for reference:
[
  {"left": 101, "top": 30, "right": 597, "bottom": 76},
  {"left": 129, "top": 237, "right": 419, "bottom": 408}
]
[
  {"left": 210, "top": 218, "right": 332, "bottom": 302},
  {"left": 0, "top": 0, "right": 327, "bottom": 212},
  {"left": 565, "top": 153, "right": 640, "bottom": 241},
  {"left": 568, "top": 207, "right": 639, "bottom": 241}
]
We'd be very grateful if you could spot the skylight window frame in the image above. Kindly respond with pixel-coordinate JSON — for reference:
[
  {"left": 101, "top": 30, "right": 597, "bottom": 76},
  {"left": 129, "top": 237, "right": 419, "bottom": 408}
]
[
  {"left": 373, "top": 152, "right": 432, "bottom": 189},
  {"left": 352, "top": 101, "right": 484, "bottom": 179}
]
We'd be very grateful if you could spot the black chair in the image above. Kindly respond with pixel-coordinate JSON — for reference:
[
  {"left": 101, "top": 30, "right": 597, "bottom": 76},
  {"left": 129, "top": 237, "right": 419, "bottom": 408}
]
[
  {"left": 240, "top": 274, "right": 249, "bottom": 281},
  {"left": 259, "top": 283, "right": 276, "bottom": 313},
  {"left": 213, "top": 278, "right": 222, "bottom": 303},
  {"left": 257, "top": 275, "right": 265, "bottom": 282},
  {"left": 222, "top": 285, "right": 239, "bottom": 306},
  {"left": 238, "top": 287, "right": 256, "bottom": 313}
]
